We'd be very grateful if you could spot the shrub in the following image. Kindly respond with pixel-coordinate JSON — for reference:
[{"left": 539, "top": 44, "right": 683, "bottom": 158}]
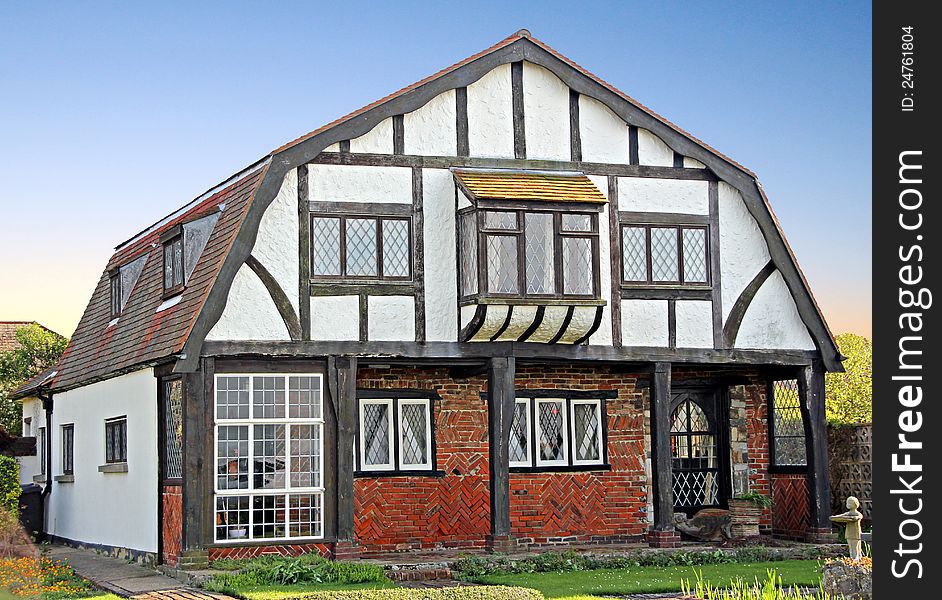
[
  {"left": 682, "top": 569, "right": 828, "bottom": 600},
  {"left": 0, "top": 456, "right": 20, "bottom": 516},
  {"left": 205, "top": 553, "right": 388, "bottom": 590}
]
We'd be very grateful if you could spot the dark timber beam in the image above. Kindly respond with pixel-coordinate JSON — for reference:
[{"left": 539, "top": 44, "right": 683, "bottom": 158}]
[
  {"left": 649, "top": 362, "right": 680, "bottom": 547},
  {"left": 328, "top": 356, "right": 360, "bottom": 557},
  {"left": 723, "top": 260, "right": 776, "bottom": 347},
  {"left": 245, "top": 255, "right": 302, "bottom": 341},
  {"left": 487, "top": 356, "right": 516, "bottom": 552},
  {"left": 181, "top": 357, "right": 213, "bottom": 551},
  {"left": 798, "top": 361, "right": 834, "bottom": 543}
]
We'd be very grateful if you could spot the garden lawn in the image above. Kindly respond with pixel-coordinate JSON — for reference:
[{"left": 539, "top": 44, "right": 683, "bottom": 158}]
[{"left": 471, "top": 559, "right": 822, "bottom": 598}]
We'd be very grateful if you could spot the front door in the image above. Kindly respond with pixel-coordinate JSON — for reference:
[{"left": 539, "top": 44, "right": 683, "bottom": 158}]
[{"left": 669, "top": 388, "right": 730, "bottom": 515}]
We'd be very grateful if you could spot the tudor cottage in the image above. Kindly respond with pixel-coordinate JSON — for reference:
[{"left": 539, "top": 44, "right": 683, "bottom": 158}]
[{"left": 15, "top": 31, "right": 840, "bottom": 566}]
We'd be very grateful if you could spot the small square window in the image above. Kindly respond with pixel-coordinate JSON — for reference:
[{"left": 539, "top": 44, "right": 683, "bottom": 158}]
[
  {"left": 620, "top": 223, "right": 710, "bottom": 287},
  {"left": 162, "top": 234, "right": 185, "bottom": 295},
  {"left": 105, "top": 417, "right": 127, "bottom": 464},
  {"left": 358, "top": 399, "right": 393, "bottom": 471},
  {"left": 357, "top": 396, "right": 435, "bottom": 474}
]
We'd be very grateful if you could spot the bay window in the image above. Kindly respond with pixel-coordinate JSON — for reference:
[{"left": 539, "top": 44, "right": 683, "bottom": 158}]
[
  {"left": 459, "top": 208, "right": 600, "bottom": 299},
  {"left": 214, "top": 374, "right": 324, "bottom": 542}
]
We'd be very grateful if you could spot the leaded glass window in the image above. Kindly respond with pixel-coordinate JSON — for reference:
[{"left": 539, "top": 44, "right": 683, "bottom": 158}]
[
  {"left": 511, "top": 395, "right": 607, "bottom": 469},
  {"left": 619, "top": 223, "right": 710, "bottom": 286},
  {"left": 61, "top": 424, "right": 74, "bottom": 476},
  {"left": 310, "top": 215, "right": 411, "bottom": 281},
  {"left": 771, "top": 379, "right": 807, "bottom": 466},
  {"left": 162, "top": 234, "right": 184, "bottom": 294},
  {"left": 670, "top": 398, "right": 719, "bottom": 508},
  {"left": 163, "top": 378, "right": 184, "bottom": 479},
  {"left": 461, "top": 208, "right": 599, "bottom": 299},
  {"left": 357, "top": 396, "right": 435, "bottom": 473},
  {"left": 214, "top": 374, "right": 325, "bottom": 543},
  {"left": 105, "top": 417, "right": 127, "bottom": 464}
]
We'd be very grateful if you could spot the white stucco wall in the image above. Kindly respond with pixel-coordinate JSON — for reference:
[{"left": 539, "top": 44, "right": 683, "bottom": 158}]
[
  {"left": 467, "top": 63, "right": 514, "bottom": 158},
  {"left": 404, "top": 90, "right": 457, "bottom": 156},
  {"left": 308, "top": 165, "right": 412, "bottom": 204},
  {"left": 45, "top": 369, "right": 158, "bottom": 553},
  {"left": 579, "top": 95, "right": 629, "bottom": 164},
  {"left": 522, "top": 62, "right": 570, "bottom": 161},
  {"left": 350, "top": 117, "right": 394, "bottom": 154},
  {"left": 718, "top": 182, "right": 772, "bottom": 320},
  {"left": 310, "top": 295, "right": 360, "bottom": 341},
  {"left": 622, "top": 299, "right": 669, "bottom": 347},
  {"left": 207, "top": 264, "right": 289, "bottom": 341},
  {"left": 637, "top": 128, "right": 674, "bottom": 167},
  {"left": 736, "top": 271, "right": 816, "bottom": 350},
  {"left": 683, "top": 156, "right": 706, "bottom": 169},
  {"left": 423, "top": 169, "right": 458, "bottom": 341},
  {"left": 675, "top": 300, "right": 714, "bottom": 348},
  {"left": 588, "top": 174, "right": 613, "bottom": 346},
  {"left": 617, "top": 177, "right": 709, "bottom": 215},
  {"left": 253, "top": 169, "right": 299, "bottom": 312},
  {"left": 367, "top": 296, "right": 415, "bottom": 341}
]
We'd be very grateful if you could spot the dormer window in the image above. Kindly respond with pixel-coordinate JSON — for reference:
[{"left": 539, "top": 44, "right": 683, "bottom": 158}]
[
  {"left": 109, "top": 271, "right": 122, "bottom": 318},
  {"left": 162, "top": 228, "right": 185, "bottom": 296},
  {"left": 108, "top": 253, "right": 148, "bottom": 318}
]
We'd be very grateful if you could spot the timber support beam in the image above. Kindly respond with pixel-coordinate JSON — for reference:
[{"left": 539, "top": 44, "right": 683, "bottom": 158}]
[
  {"left": 486, "top": 356, "right": 516, "bottom": 552},
  {"left": 329, "top": 356, "right": 361, "bottom": 559},
  {"left": 649, "top": 361, "right": 680, "bottom": 548},
  {"left": 799, "top": 360, "right": 835, "bottom": 543}
]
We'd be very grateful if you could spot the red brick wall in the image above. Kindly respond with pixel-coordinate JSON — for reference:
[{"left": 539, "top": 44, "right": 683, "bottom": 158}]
[
  {"left": 355, "top": 368, "right": 491, "bottom": 553},
  {"left": 743, "top": 379, "right": 773, "bottom": 531},
  {"left": 208, "top": 543, "right": 333, "bottom": 562},
  {"left": 161, "top": 485, "right": 182, "bottom": 566},
  {"left": 509, "top": 366, "right": 649, "bottom": 546},
  {"left": 771, "top": 474, "right": 810, "bottom": 539}
]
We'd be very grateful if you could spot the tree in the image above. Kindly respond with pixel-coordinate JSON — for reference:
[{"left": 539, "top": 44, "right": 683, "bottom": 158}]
[
  {"left": 825, "top": 333, "right": 872, "bottom": 425},
  {"left": 0, "top": 324, "right": 68, "bottom": 434}
]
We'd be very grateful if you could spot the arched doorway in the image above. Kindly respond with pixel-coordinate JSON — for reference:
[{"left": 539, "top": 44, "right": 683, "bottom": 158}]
[{"left": 670, "top": 389, "right": 730, "bottom": 515}]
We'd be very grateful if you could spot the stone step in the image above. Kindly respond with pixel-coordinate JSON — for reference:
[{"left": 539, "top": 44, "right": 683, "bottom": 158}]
[{"left": 385, "top": 568, "right": 452, "bottom": 582}]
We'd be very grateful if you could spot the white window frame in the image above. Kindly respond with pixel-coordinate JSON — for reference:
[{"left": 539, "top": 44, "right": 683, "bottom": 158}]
[
  {"left": 358, "top": 398, "right": 395, "bottom": 472},
  {"left": 213, "top": 373, "right": 325, "bottom": 544},
  {"left": 570, "top": 399, "right": 604, "bottom": 466},
  {"left": 534, "top": 398, "right": 568, "bottom": 468},
  {"left": 509, "top": 398, "right": 532, "bottom": 468},
  {"left": 397, "top": 398, "right": 432, "bottom": 471}
]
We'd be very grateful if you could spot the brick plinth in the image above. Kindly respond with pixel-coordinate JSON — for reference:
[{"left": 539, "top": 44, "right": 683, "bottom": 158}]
[
  {"left": 647, "top": 529, "right": 682, "bottom": 548},
  {"left": 333, "top": 541, "right": 361, "bottom": 560},
  {"left": 805, "top": 527, "right": 837, "bottom": 544},
  {"left": 485, "top": 534, "right": 517, "bottom": 553}
]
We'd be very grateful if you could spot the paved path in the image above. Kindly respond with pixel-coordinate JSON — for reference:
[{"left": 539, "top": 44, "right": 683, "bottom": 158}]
[{"left": 46, "top": 545, "right": 230, "bottom": 599}]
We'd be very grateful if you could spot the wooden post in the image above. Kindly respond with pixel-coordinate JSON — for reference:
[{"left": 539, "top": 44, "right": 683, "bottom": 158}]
[
  {"left": 649, "top": 362, "right": 680, "bottom": 547},
  {"left": 799, "top": 360, "right": 835, "bottom": 542},
  {"left": 329, "top": 356, "right": 360, "bottom": 559},
  {"left": 178, "top": 358, "right": 212, "bottom": 569},
  {"left": 486, "top": 356, "right": 516, "bottom": 552}
]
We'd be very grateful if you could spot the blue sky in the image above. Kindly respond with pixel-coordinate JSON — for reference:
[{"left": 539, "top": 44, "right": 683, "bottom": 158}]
[{"left": 0, "top": 1, "right": 872, "bottom": 337}]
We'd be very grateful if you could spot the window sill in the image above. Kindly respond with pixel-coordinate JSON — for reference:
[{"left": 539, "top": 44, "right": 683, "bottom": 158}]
[
  {"left": 471, "top": 296, "right": 606, "bottom": 307},
  {"left": 54, "top": 474, "right": 75, "bottom": 483},
  {"left": 510, "top": 463, "right": 612, "bottom": 474},
  {"left": 354, "top": 470, "right": 445, "bottom": 479},
  {"left": 32, "top": 475, "right": 47, "bottom": 484},
  {"left": 620, "top": 286, "right": 712, "bottom": 300},
  {"left": 98, "top": 463, "right": 129, "bottom": 473},
  {"left": 210, "top": 536, "right": 332, "bottom": 547}
]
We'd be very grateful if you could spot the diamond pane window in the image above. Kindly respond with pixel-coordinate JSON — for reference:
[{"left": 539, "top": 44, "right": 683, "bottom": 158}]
[
  {"left": 399, "top": 401, "right": 430, "bottom": 468},
  {"left": 459, "top": 212, "right": 478, "bottom": 296},
  {"left": 682, "top": 228, "right": 707, "bottom": 283},
  {"left": 572, "top": 401, "right": 602, "bottom": 463},
  {"left": 650, "top": 227, "right": 679, "bottom": 282},
  {"left": 484, "top": 211, "right": 518, "bottom": 230},
  {"left": 537, "top": 400, "right": 566, "bottom": 465},
  {"left": 670, "top": 398, "right": 720, "bottom": 508},
  {"left": 382, "top": 219, "right": 410, "bottom": 278},
  {"left": 622, "top": 226, "right": 647, "bottom": 282},
  {"left": 561, "top": 214, "right": 592, "bottom": 232},
  {"left": 509, "top": 400, "right": 530, "bottom": 466},
  {"left": 311, "top": 218, "right": 341, "bottom": 276},
  {"left": 772, "top": 379, "right": 807, "bottom": 466},
  {"left": 345, "top": 218, "right": 377, "bottom": 276},
  {"left": 562, "top": 237, "right": 593, "bottom": 295},
  {"left": 524, "top": 213, "right": 555, "bottom": 294},
  {"left": 163, "top": 379, "right": 184, "bottom": 479},
  {"left": 163, "top": 234, "right": 184, "bottom": 293},
  {"left": 214, "top": 374, "right": 324, "bottom": 543},
  {"left": 360, "top": 400, "right": 392, "bottom": 469},
  {"left": 487, "top": 235, "right": 519, "bottom": 294}
]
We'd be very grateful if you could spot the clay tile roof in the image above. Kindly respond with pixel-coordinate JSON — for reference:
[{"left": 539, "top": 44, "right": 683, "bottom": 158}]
[
  {"left": 32, "top": 164, "right": 268, "bottom": 394},
  {"left": 453, "top": 169, "right": 606, "bottom": 204}
]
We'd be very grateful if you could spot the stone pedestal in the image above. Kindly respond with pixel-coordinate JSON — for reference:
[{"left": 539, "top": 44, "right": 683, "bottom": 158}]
[{"left": 647, "top": 529, "right": 681, "bottom": 548}]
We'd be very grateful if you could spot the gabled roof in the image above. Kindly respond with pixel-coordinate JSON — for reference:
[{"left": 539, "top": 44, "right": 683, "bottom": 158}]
[
  {"left": 0, "top": 321, "right": 61, "bottom": 353},
  {"left": 22, "top": 30, "right": 841, "bottom": 394}
]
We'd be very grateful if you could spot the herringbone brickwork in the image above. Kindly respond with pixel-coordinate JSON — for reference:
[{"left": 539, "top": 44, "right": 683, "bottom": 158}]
[
  {"left": 161, "top": 485, "right": 183, "bottom": 567},
  {"left": 771, "top": 474, "right": 809, "bottom": 539},
  {"left": 208, "top": 543, "right": 332, "bottom": 561}
]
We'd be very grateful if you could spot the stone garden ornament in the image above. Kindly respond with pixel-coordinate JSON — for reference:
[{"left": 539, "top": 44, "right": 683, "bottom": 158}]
[{"left": 831, "top": 496, "right": 864, "bottom": 560}]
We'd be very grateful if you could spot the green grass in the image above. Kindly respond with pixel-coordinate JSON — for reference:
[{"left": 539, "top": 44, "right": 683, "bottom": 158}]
[
  {"left": 236, "top": 581, "right": 398, "bottom": 599},
  {"left": 471, "top": 560, "right": 822, "bottom": 598}
]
